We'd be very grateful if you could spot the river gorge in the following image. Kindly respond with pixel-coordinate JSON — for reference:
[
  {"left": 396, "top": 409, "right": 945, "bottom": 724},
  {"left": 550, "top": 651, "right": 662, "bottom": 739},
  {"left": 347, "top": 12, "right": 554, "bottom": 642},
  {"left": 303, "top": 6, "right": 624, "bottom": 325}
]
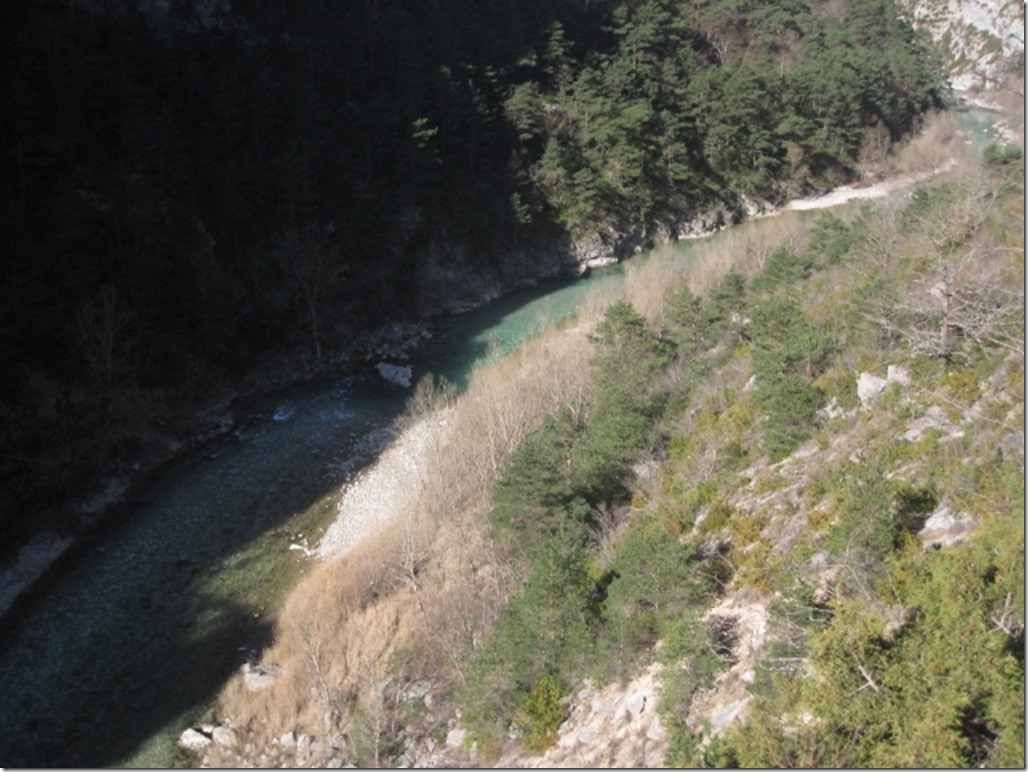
[{"left": 0, "top": 96, "right": 1012, "bottom": 768}]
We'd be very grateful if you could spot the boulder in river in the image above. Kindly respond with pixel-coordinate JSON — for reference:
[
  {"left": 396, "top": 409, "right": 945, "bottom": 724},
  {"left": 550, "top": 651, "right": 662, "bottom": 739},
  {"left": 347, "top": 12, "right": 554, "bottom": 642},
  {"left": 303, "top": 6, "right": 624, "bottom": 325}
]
[{"left": 376, "top": 362, "right": 413, "bottom": 388}]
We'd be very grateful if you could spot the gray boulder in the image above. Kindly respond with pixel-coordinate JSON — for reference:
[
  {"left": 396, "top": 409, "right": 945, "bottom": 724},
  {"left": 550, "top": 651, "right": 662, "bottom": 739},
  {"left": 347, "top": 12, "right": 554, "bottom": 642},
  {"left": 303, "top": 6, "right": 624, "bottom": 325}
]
[
  {"left": 376, "top": 362, "right": 413, "bottom": 388},
  {"left": 919, "top": 505, "right": 977, "bottom": 549},
  {"left": 178, "top": 728, "right": 213, "bottom": 753},
  {"left": 857, "top": 372, "right": 889, "bottom": 406},
  {"left": 243, "top": 661, "right": 279, "bottom": 692}
]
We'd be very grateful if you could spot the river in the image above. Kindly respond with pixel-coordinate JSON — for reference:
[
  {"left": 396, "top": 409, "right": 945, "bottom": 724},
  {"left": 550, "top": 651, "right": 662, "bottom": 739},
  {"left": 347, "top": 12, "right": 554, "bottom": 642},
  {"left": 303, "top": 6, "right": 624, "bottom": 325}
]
[
  {"left": 0, "top": 98, "right": 1006, "bottom": 768},
  {"left": 0, "top": 254, "right": 643, "bottom": 768}
]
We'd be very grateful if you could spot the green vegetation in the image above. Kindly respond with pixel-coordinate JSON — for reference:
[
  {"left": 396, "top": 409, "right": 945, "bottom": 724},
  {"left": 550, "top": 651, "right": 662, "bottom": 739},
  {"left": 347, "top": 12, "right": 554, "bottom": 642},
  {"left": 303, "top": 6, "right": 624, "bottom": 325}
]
[
  {"left": 3, "top": 0, "right": 1015, "bottom": 766},
  {"left": 513, "top": 0, "right": 943, "bottom": 235},
  {"left": 455, "top": 151, "right": 1023, "bottom": 766},
  {"left": 749, "top": 295, "right": 837, "bottom": 458},
  {"left": 462, "top": 299, "right": 716, "bottom": 745},
  {"left": 724, "top": 505, "right": 1024, "bottom": 768},
  {"left": 517, "top": 675, "right": 568, "bottom": 753}
]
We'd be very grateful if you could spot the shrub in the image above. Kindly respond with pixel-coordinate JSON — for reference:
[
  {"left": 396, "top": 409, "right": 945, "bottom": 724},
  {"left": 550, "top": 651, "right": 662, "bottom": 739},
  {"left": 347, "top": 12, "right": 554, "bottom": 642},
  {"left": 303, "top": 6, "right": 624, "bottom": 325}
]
[
  {"left": 806, "top": 211, "right": 855, "bottom": 266},
  {"left": 749, "top": 296, "right": 836, "bottom": 379},
  {"left": 750, "top": 245, "right": 815, "bottom": 292},
  {"left": 747, "top": 295, "right": 836, "bottom": 458},
  {"left": 460, "top": 534, "right": 599, "bottom": 745},
  {"left": 731, "top": 512, "right": 767, "bottom": 546},
  {"left": 984, "top": 142, "right": 1024, "bottom": 169},
  {"left": 662, "top": 283, "right": 706, "bottom": 356},
  {"left": 757, "top": 372, "right": 824, "bottom": 460},
  {"left": 944, "top": 366, "right": 983, "bottom": 404},
  {"left": 698, "top": 495, "right": 735, "bottom": 535},
  {"left": 659, "top": 610, "right": 729, "bottom": 762},
  {"left": 490, "top": 409, "right": 587, "bottom": 557},
  {"left": 701, "top": 270, "right": 749, "bottom": 342},
  {"left": 602, "top": 521, "right": 707, "bottom": 641},
  {"left": 582, "top": 301, "right": 670, "bottom": 498},
  {"left": 825, "top": 458, "right": 897, "bottom": 564},
  {"left": 405, "top": 372, "right": 458, "bottom": 417},
  {"left": 723, "top": 509, "right": 1025, "bottom": 768},
  {"left": 517, "top": 675, "right": 567, "bottom": 752}
]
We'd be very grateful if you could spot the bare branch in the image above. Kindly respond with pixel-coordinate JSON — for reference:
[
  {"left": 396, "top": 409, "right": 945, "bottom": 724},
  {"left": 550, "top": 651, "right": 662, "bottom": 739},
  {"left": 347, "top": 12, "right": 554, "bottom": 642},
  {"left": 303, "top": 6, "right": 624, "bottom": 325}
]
[{"left": 851, "top": 654, "right": 881, "bottom": 695}]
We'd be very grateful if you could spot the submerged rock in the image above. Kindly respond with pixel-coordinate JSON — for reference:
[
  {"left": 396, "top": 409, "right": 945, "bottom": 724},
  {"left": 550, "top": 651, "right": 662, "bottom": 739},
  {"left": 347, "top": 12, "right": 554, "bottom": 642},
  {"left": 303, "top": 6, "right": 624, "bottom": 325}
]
[{"left": 376, "top": 362, "right": 413, "bottom": 388}]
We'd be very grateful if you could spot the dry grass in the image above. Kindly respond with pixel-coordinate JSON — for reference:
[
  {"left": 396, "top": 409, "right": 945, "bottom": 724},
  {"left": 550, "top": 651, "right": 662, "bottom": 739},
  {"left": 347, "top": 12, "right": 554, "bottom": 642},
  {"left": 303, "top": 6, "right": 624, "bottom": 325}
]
[
  {"left": 208, "top": 322, "right": 597, "bottom": 766},
  {"left": 619, "top": 208, "right": 814, "bottom": 333}
]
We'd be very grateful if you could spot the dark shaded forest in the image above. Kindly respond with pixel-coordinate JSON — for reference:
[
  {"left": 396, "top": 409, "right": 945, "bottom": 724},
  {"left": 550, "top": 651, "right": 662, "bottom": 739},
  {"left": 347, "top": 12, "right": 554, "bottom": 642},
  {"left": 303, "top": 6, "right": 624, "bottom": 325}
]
[{"left": 0, "top": 0, "right": 943, "bottom": 558}]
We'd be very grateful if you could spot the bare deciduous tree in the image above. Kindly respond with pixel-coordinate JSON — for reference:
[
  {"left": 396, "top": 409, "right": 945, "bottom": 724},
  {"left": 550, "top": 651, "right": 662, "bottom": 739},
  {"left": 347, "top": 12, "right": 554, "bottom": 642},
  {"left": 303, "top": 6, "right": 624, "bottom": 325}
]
[
  {"left": 874, "top": 245, "right": 1023, "bottom": 363},
  {"left": 77, "top": 284, "right": 134, "bottom": 393},
  {"left": 868, "top": 174, "right": 1024, "bottom": 363},
  {"left": 273, "top": 224, "right": 346, "bottom": 362},
  {"left": 299, "top": 619, "right": 341, "bottom": 714}
]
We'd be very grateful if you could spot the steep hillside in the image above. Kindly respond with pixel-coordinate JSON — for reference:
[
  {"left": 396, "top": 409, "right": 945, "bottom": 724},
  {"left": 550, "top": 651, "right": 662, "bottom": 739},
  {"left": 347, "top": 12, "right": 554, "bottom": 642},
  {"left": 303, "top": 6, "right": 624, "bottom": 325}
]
[
  {"left": 905, "top": 0, "right": 1024, "bottom": 90},
  {"left": 193, "top": 103, "right": 1023, "bottom": 767}
]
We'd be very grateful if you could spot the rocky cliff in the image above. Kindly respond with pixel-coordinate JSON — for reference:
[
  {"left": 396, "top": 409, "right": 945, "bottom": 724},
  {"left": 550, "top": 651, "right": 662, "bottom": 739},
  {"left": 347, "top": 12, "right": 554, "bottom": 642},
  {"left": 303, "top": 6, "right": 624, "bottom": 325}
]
[{"left": 905, "top": 0, "right": 1024, "bottom": 90}]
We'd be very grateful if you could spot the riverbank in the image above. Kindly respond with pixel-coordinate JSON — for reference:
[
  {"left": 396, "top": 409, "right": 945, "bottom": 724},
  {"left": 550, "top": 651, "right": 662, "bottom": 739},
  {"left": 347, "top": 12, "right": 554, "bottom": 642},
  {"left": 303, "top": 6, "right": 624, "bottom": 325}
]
[
  {"left": 316, "top": 409, "right": 453, "bottom": 560},
  {"left": 0, "top": 320, "right": 431, "bottom": 623}
]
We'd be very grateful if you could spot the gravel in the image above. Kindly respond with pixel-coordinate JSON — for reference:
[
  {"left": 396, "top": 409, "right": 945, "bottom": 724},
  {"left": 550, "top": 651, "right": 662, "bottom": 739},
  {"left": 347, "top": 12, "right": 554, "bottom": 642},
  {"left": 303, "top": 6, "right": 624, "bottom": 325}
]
[{"left": 315, "top": 412, "right": 450, "bottom": 559}]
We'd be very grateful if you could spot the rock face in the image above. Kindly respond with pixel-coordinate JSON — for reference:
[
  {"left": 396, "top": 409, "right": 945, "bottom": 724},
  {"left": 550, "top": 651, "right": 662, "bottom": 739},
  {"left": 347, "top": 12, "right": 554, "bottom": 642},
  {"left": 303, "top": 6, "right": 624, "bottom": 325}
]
[
  {"left": 857, "top": 371, "right": 890, "bottom": 406},
  {"left": 857, "top": 365, "right": 910, "bottom": 407},
  {"left": 905, "top": 0, "right": 1024, "bottom": 90},
  {"left": 411, "top": 221, "right": 581, "bottom": 316},
  {"left": 445, "top": 727, "right": 467, "bottom": 749},
  {"left": 358, "top": 322, "right": 431, "bottom": 362},
  {"left": 687, "top": 590, "right": 771, "bottom": 739},
  {"left": 903, "top": 404, "right": 964, "bottom": 441},
  {"left": 919, "top": 505, "right": 979, "bottom": 549},
  {"left": 404, "top": 197, "right": 768, "bottom": 318},
  {"left": 495, "top": 662, "right": 668, "bottom": 769}
]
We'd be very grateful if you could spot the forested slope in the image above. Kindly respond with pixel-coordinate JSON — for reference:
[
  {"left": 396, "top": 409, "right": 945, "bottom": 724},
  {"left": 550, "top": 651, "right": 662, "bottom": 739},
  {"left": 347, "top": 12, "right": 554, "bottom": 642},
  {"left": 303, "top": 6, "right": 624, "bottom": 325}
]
[
  {"left": 1, "top": 1, "right": 942, "bottom": 559},
  {"left": 462, "top": 158, "right": 1025, "bottom": 770}
]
